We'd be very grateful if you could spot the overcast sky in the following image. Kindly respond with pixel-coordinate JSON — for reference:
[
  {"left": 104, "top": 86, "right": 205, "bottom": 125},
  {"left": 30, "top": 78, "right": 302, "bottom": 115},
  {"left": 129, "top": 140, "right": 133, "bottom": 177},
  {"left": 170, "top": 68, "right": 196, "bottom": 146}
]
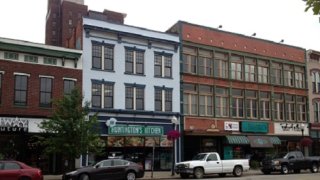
[{"left": 0, "top": 0, "right": 319, "bottom": 51}]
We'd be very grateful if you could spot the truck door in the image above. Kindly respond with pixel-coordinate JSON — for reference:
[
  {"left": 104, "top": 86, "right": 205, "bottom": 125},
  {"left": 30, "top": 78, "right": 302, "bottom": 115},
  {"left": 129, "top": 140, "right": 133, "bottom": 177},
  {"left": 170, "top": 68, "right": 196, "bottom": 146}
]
[
  {"left": 205, "top": 153, "right": 223, "bottom": 173},
  {"left": 295, "top": 151, "right": 306, "bottom": 170}
]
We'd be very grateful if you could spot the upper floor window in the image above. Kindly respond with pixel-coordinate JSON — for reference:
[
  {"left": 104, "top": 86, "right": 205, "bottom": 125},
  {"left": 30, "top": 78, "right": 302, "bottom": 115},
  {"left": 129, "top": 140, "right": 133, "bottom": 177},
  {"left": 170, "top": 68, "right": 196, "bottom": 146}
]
[
  {"left": 199, "top": 85, "right": 213, "bottom": 116},
  {"left": 40, "top": 77, "right": 53, "bottom": 107},
  {"left": 44, "top": 57, "right": 57, "bottom": 65},
  {"left": 273, "top": 93, "right": 284, "bottom": 121},
  {"left": 312, "top": 71, "right": 320, "bottom": 93},
  {"left": 285, "top": 94, "right": 295, "bottom": 121},
  {"left": 92, "top": 43, "right": 114, "bottom": 71},
  {"left": 24, "top": 55, "right": 38, "bottom": 63},
  {"left": 4, "top": 52, "right": 18, "bottom": 60},
  {"left": 284, "top": 65, "right": 294, "bottom": 87},
  {"left": 296, "top": 96, "right": 306, "bottom": 122},
  {"left": 183, "top": 83, "right": 198, "bottom": 115},
  {"left": 198, "top": 49, "right": 213, "bottom": 76},
  {"left": 154, "top": 52, "right": 172, "bottom": 78},
  {"left": 183, "top": 47, "right": 197, "bottom": 74},
  {"left": 271, "top": 62, "right": 282, "bottom": 85},
  {"left": 125, "top": 84, "right": 145, "bottom": 110},
  {"left": 245, "top": 90, "right": 257, "bottom": 119},
  {"left": 0, "top": 73, "right": 2, "bottom": 104},
  {"left": 154, "top": 87, "right": 172, "bottom": 112},
  {"left": 14, "top": 74, "right": 28, "bottom": 106},
  {"left": 295, "top": 66, "right": 305, "bottom": 88},
  {"left": 64, "top": 79, "right": 76, "bottom": 95},
  {"left": 230, "top": 55, "right": 243, "bottom": 81},
  {"left": 313, "top": 100, "right": 320, "bottom": 123},
  {"left": 231, "top": 89, "right": 244, "bottom": 118},
  {"left": 258, "top": 60, "right": 269, "bottom": 83},
  {"left": 92, "top": 81, "right": 114, "bottom": 109},
  {"left": 259, "top": 92, "right": 270, "bottom": 120},
  {"left": 244, "top": 57, "right": 256, "bottom": 82},
  {"left": 214, "top": 52, "right": 229, "bottom": 78},
  {"left": 125, "top": 48, "right": 145, "bottom": 75},
  {"left": 215, "top": 87, "right": 229, "bottom": 117}
]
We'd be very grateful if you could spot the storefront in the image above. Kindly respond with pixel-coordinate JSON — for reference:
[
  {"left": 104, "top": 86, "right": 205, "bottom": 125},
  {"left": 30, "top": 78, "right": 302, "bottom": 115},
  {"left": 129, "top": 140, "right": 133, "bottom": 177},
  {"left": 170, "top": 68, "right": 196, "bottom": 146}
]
[
  {"left": 84, "top": 115, "right": 179, "bottom": 171},
  {"left": 310, "top": 123, "right": 320, "bottom": 156}
]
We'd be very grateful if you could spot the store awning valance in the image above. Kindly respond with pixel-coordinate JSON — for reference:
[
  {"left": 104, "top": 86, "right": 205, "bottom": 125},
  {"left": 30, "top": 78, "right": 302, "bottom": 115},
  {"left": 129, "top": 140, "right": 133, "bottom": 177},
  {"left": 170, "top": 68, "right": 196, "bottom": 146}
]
[
  {"left": 269, "top": 136, "right": 281, "bottom": 145},
  {"left": 226, "top": 136, "right": 249, "bottom": 145}
]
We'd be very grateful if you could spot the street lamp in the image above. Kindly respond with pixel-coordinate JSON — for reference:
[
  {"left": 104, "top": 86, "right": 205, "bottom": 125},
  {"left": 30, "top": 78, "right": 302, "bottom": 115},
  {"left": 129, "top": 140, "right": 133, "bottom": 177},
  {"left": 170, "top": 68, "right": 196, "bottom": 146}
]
[
  {"left": 300, "top": 124, "right": 305, "bottom": 153},
  {"left": 301, "top": 124, "right": 305, "bottom": 137},
  {"left": 170, "top": 116, "right": 179, "bottom": 176}
]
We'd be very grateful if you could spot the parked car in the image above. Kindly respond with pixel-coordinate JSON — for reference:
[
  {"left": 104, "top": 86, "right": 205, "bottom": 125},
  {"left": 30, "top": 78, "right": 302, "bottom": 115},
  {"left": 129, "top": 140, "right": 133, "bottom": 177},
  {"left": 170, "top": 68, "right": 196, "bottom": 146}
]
[
  {"left": 63, "top": 159, "right": 144, "bottom": 180},
  {"left": 261, "top": 151, "right": 320, "bottom": 174},
  {"left": 175, "top": 152, "right": 250, "bottom": 179},
  {"left": 0, "top": 160, "right": 43, "bottom": 180}
]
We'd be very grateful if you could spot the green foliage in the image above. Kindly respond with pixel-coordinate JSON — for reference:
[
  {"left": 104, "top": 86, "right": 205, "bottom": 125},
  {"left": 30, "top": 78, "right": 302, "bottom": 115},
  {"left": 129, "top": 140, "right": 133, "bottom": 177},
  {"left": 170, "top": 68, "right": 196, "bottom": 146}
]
[
  {"left": 305, "top": 0, "right": 320, "bottom": 15},
  {"left": 38, "top": 88, "right": 105, "bottom": 169}
]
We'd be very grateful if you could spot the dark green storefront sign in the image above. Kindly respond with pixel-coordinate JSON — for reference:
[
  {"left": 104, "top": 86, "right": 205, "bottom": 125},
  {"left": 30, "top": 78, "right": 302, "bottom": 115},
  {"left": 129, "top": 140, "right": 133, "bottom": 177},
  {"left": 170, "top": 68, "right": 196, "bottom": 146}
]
[
  {"left": 241, "top": 121, "right": 268, "bottom": 133},
  {"left": 108, "top": 125, "right": 164, "bottom": 136}
]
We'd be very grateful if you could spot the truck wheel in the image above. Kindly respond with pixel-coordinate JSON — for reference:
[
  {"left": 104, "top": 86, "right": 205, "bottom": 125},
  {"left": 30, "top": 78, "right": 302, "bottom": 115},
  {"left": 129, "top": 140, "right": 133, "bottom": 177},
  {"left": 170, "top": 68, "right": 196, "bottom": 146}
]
[
  {"left": 218, "top": 173, "right": 226, "bottom": 177},
  {"left": 310, "top": 163, "right": 319, "bottom": 173},
  {"left": 233, "top": 166, "right": 243, "bottom": 177},
  {"left": 280, "top": 165, "right": 289, "bottom": 174},
  {"left": 193, "top": 167, "right": 204, "bottom": 179},
  {"left": 180, "top": 173, "right": 189, "bottom": 179}
]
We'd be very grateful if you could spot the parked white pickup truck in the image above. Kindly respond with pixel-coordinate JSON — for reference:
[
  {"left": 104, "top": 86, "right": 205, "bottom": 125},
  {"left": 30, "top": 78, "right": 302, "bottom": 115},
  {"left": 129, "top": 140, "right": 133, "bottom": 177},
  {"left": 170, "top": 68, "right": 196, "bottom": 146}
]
[{"left": 175, "top": 152, "right": 250, "bottom": 178}]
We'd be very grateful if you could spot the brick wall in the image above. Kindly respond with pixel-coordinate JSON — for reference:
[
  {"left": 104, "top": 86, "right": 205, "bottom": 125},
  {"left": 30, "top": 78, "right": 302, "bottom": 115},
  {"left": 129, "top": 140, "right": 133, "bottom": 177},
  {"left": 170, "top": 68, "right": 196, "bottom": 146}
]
[{"left": 0, "top": 60, "right": 82, "bottom": 117}]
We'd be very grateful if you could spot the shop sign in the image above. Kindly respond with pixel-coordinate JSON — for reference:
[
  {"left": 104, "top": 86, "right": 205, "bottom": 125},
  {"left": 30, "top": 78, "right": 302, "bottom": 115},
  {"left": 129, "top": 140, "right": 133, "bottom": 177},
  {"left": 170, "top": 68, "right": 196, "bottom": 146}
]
[
  {"left": 274, "top": 123, "right": 309, "bottom": 135},
  {"left": 0, "top": 117, "right": 28, "bottom": 132},
  {"left": 310, "top": 123, "right": 320, "bottom": 130},
  {"left": 224, "top": 121, "right": 239, "bottom": 131},
  {"left": 108, "top": 125, "right": 163, "bottom": 136},
  {"left": 241, "top": 121, "right": 268, "bottom": 133}
]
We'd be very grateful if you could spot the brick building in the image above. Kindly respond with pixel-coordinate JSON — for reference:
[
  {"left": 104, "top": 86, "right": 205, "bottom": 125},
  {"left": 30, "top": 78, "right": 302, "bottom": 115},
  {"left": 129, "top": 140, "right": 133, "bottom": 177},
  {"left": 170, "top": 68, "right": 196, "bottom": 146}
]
[
  {"left": 167, "top": 21, "right": 308, "bottom": 161},
  {"left": 45, "top": 0, "right": 126, "bottom": 48},
  {"left": 0, "top": 37, "right": 82, "bottom": 173}
]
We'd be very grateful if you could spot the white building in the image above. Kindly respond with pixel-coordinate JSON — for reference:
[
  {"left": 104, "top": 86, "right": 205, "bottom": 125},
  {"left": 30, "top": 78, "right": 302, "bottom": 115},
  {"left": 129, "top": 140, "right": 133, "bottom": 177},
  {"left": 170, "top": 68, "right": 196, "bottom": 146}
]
[{"left": 81, "top": 17, "right": 180, "bottom": 170}]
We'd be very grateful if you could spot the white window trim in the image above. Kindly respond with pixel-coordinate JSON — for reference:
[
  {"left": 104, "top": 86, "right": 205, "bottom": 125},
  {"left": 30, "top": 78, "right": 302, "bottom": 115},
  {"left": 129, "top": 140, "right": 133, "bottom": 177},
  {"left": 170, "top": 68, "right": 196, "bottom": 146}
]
[
  {"left": 14, "top": 72, "right": 30, "bottom": 77},
  {"left": 39, "top": 75, "right": 54, "bottom": 79},
  {"left": 63, "top": 77, "right": 77, "bottom": 81}
]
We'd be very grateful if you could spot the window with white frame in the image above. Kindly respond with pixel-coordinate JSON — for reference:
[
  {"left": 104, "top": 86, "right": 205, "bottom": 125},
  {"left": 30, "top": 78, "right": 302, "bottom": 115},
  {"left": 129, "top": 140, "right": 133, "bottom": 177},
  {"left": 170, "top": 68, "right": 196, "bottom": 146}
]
[
  {"left": 125, "top": 48, "right": 145, "bottom": 75},
  {"left": 215, "top": 87, "right": 229, "bottom": 117},
  {"left": 14, "top": 74, "right": 28, "bottom": 106},
  {"left": 313, "top": 100, "right": 320, "bottom": 123},
  {"left": 230, "top": 55, "right": 243, "bottom": 80},
  {"left": 259, "top": 92, "right": 270, "bottom": 120},
  {"left": 295, "top": 66, "right": 305, "bottom": 88},
  {"left": 125, "top": 84, "right": 145, "bottom": 110},
  {"left": 231, "top": 89, "right": 244, "bottom": 118},
  {"left": 245, "top": 90, "right": 257, "bottom": 119},
  {"left": 198, "top": 49, "right": 213, "bottom": 76},
  {"left": 273, "top": 93, "right": 284, "bottom": 121},
  {"left": 183, "top": 47, "right": 197, "bottom": 74},
  {"left": 258, "top": 60, "right": 269, "bottom": 83},
  {"left": 312, "top": 72, "right": 318, "bottom": 93},
  {"left": 24, "top": 55, "right": 38, "bottom": 63},
  {"left": 0, "top": 73, "right": 2, "bottom": 104},
  {"left": 199, "top": 85, "right": 213, "bottom": 116},
  {"left": 39, "top": 77, "right": 53, "bottom": 107},
  {"left": 285, "top": 94, "right": 295, "bottom": 121},
  {"left": 64, "top": 79, "right": 76, "bottom": 95},
  {"left": 296, "top": 96, "right": 306, "bottom": 122},
  {"left": 92, "top": 81, "right": 114, "bottom": 108},
  {"left": 284, "top": 65, "right": 294, "bottom": 87},
  {"left": 44, "top": 57, "right": 57, "bottom": 65},
  {"left": 154, "top": 87, "right": 172, "bottom": 112},
  {"left": 154, "top": 52, "right": 172, "bottom": 78},
  {"left": 244, "top": 57, "right": 256, "bottom": 82},
  {"left": 183, "top": 84, "right": 198, "bottom": 115},
  {"left": 214, "top": 52, "right": 229, "bottom": 78},
  {"left": 271, "top": 62, "right": 282, "bottom": 85},
  {"left": 4, "top": 52, "right": 18, "bottom": 60},
  {"left": 92, "top": 42, "right": 114, "bottom": 71}
]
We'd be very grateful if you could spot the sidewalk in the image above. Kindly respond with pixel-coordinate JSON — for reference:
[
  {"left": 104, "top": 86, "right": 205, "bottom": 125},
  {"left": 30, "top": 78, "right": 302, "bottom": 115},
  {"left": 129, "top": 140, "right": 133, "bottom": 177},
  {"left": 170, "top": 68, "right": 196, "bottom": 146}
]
[{"left": 44, "top": 169, "right": 262, "bottom": 180}]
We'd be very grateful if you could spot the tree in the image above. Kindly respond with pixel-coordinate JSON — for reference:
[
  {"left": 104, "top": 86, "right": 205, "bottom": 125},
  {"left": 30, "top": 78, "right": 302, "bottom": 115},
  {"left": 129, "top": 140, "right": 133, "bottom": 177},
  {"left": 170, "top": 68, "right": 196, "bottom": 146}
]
[
  {"left": 304, "top": 0, "right": 320, "bottom": 15},
  {"left": 38, "top": 88, "right": 104, "bottom": 171}
]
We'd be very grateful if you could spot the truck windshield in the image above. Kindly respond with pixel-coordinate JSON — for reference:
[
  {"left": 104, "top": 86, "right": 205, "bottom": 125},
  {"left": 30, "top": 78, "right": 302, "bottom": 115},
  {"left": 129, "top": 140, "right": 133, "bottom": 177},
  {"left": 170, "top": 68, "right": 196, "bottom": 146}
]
[{"left": 192, "top": 154, "right": 207, "bottom": 161}]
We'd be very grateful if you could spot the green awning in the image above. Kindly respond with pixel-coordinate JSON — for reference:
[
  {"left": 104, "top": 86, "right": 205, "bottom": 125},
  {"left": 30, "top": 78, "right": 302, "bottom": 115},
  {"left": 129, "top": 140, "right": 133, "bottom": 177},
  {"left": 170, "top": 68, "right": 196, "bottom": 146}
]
[
  {"left": 226, "top": 136, "right": 249, "bottom": 145},
  {"left": 269, "top": 136, "right": 281, "bottom": 145}
]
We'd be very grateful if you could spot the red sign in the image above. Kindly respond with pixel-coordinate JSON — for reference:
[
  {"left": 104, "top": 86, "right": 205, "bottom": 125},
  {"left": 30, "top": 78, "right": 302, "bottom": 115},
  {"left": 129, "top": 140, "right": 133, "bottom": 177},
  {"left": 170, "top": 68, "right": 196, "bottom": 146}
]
[{"left": 310, "top": 123, "right": 320, "bottom": 130}]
